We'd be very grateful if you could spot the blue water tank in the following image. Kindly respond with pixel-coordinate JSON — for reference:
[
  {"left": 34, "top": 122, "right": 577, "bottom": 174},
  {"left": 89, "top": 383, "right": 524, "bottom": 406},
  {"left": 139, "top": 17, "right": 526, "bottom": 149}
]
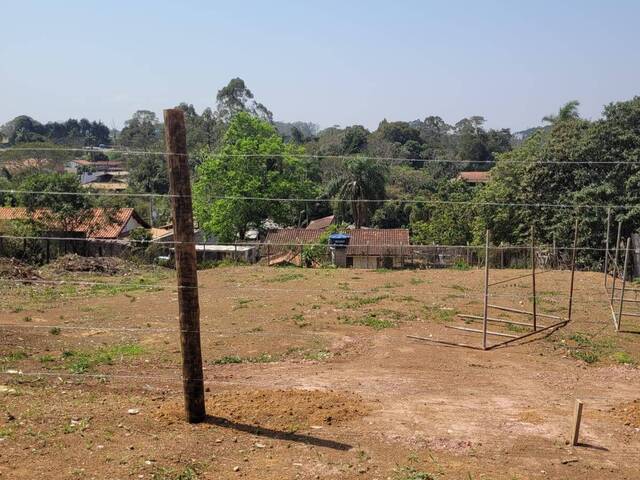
[{"left": 329, "top": 233, "right": 350, "bottom": 246}]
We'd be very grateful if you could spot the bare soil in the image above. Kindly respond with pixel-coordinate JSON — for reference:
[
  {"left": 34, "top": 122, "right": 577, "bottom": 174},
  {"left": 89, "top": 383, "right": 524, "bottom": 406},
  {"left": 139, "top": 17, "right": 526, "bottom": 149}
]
[{"left": 1, "top": 265, "right": 639, "bottom": 479}]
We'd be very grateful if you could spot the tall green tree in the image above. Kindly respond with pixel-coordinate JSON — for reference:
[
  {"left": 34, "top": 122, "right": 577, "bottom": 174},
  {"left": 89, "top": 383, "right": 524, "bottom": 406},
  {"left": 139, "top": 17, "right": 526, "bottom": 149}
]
[
  {"left": 325, "top": 157, "right": 387, "bottom": 228},
  {"left": 193, "top": 112, "right": 316, "bottom": 241}
]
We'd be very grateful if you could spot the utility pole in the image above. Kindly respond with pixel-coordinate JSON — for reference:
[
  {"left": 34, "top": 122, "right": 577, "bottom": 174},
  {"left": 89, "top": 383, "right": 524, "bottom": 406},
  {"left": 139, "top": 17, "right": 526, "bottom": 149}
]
[{"left": 164, "top": 108, "right": 206, "bottom": 423}]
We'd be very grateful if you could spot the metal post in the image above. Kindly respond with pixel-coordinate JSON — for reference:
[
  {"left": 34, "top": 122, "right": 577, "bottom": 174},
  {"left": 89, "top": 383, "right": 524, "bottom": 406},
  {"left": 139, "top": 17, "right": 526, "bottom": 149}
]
[
  {"left": 531, "top": 226, "right": 537, "bottom": 331},
  {"left": 483, "top": 229, "right": 490, "bottom": 350},
  {"left": 163, "top": 108, "right": 206, "bottom": 423},
  {"left": 610, "top": 221, "right": 622, "bottom": 305},
  {"left": 568, "top": 219, "right": 579, "bottom": 321},
  {"left": 617, "top": 237, "right": 631, "bottom": 332},
  {"left": 604, "top": 208, "right": 611, "bottom": 287}
]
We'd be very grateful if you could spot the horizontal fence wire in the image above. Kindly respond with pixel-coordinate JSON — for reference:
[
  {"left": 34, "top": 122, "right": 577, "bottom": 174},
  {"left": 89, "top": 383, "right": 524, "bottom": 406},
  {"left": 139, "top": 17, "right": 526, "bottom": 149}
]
[
  {"left": 1, "top": 188, "right": 639, "bottom": 209},
  {"left": 3, "top": 146, "right": 640, "bottom": 166},
  {"left": 0, "top": 234, "right": 616, "bottom": 251}
]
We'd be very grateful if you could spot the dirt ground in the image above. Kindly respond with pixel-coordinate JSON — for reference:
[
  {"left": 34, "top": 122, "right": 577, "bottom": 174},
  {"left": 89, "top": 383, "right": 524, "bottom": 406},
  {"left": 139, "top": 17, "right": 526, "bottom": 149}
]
[{"left": 1, "top": 264, "right": 639, "bottom": 479}]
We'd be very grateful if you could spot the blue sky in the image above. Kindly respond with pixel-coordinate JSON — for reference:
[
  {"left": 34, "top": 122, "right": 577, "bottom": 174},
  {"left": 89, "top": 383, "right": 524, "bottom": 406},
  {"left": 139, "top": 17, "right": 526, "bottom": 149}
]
[{"left": 1, "top": 0, "right": 639, "bottom": 131}]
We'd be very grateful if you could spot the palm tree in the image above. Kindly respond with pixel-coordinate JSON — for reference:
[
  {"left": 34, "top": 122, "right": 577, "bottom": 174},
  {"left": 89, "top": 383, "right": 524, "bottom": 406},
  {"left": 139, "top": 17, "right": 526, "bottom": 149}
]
[
  {"left": 542, "top": 100, "right": 580, "bottom": 124},
  {"left": 326, "top": 157, "right": 387, "bottom": 228}
]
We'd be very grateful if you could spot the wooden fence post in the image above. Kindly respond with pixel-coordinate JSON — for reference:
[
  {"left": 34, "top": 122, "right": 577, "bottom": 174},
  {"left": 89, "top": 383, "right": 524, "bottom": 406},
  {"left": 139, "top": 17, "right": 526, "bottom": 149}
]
[
  {"left": 164, "top": 108, "right": 206, "bottom": 423},
  {"left": 610, "top": 221, "right": 622, "bottom": 306},
  {"left": 604, "top": 207, "right": 611, "bottom": 287},
  {"left": 531, "top": 226, "right": 537, "bottom": 331},
  {"left": 483, "top": 230, "right": 490, "bottom": 350},
  {"left": 568, "top": 219, "right": 579, "bottom": 321}
]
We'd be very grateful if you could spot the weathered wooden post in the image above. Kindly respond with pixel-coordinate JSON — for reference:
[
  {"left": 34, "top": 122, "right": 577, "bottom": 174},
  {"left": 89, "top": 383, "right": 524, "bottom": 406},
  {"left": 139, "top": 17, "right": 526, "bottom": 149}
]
[
  {"left": 604, "top": 208, "right": 611, "bottom": 287},
  {"left": 164, "top": 108, "right": 206, "bottom": 423},
  {"left": 483, "top": 230, "right": 490, "bottom": 350},
  {"left": 568, "top": 219, "right": 579, "bottom": 321},
  {"left": 610, "top": 221, "right": 622, "bottom": 306},
  {"left": 531, "top": 226, "right": 537, "bottom": 331},
  {"left": 571, "top": 399, "right": 584, "bottom": 446}
]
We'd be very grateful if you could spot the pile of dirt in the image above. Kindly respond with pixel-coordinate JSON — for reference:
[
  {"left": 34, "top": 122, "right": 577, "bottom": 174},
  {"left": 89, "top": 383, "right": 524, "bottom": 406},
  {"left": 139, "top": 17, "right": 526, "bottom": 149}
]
[
  {"left": 50, "top": 254, "right": 131, "bottom": 275},
  {"left": 611, "top": 399, "right": 640, "bottom": 428},
  {"left": 157, "top": 389, "right": 370, "bottom": 430},
  {"left": 0, "top": 257, "right": 41, "bottom": 281}
]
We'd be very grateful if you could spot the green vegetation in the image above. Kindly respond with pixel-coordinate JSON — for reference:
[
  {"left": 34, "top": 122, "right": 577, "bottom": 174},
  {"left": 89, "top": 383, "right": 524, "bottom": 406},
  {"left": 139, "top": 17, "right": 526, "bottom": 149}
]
[
  {"left": 423, "top": 306, "right": 456, "bottom": 323},
  {"left": 265, "top": 272, "right": 305, "bottom": 283},
  {"left": 393, "top": 466, "right": 437, "bottom": 480},
  {"left": 341, "top": 313, "right": 397, "bottom": 330},
  {"left": 342, "top": 294, "right": 389, "bottom": 308},
  {"left": 1, "top": 351, "right": 28, "bottom": 362},
  {"left": 62, "top": 344, "right": 143, "bottom": 373},
  {"left": 49, "top": 327, "right": 61, "bottom": 335}
]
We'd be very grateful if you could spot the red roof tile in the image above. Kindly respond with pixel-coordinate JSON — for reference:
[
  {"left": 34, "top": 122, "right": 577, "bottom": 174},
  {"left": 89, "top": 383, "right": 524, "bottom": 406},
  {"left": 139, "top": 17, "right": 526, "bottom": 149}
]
[
  {"left": 0, "top": 207, "right": 148, "bottom": 239},
  {"left": 264, "top": 228, "right": 323, "bottom": 246},
  {"left": 306, "top": 215, "right": 335, "bottom": 230},
  {"left": 345, "top": 229, "right": 410, "bottom": 256}
]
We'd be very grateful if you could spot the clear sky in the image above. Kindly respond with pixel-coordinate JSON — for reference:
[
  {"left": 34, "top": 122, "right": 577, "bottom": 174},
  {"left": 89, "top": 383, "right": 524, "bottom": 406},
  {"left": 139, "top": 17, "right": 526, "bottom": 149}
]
[{"left": 1, "top": 0, "right": 639, "bottom": 132}]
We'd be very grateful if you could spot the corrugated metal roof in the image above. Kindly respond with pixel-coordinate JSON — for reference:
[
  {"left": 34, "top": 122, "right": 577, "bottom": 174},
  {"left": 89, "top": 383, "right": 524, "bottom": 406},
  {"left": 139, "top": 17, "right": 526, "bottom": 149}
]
[
  {"left": 306, "top": 215, "right": 335, "bottom": 230},
  {"left": 0, "top": 207, "right": 147, "bottom": 239}
]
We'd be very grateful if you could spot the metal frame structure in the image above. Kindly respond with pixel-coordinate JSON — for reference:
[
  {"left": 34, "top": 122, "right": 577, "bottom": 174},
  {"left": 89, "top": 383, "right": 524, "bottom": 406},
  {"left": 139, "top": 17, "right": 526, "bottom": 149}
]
[
  {"left": 409, "top": 221, "right": 578, "bottom": 350},
  {"left": 603, "top": 211, "right": 639, "bottom": 333}
]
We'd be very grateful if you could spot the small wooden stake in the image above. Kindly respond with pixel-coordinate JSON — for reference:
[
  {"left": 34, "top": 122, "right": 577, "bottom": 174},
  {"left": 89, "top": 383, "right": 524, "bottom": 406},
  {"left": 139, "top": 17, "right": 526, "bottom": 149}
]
[
  {"left": 571, "top": 399, "right": 584, "bottom": 446},
  {"left": 482, "top": 229, "right": 490, "bottom": 350},
  {"left": 164, "top": 108, "right": 206, "bottom": 423},
  {"left": 568, "top": 219, "right": 579, "bottom": 321},
  {"left": 617, "top": 237, "right": 631, "bottom": 332},
  {"left": 531, "top": 226, "right": 537, "bottom": 331}
]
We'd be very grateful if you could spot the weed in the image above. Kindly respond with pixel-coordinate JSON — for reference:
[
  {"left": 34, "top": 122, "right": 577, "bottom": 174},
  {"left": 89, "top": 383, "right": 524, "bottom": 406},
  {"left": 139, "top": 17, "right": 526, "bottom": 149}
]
[
  {"left": 342, "top": 294, "right": 389, "bottom": 308},
  {"left": 452, "top": 259, "right": 471, "bottom": 270},
  {"left": 572, "top": 350, "right": 599, "bottom": 364},
  {"left": 1, "top": 351, "right": 28, "bottom": 362},
  {"left": 423, "top": 306, "right": 456, "bottom": 323},
  {"left": 342, "top": 313, "right": 396, "bottom": 330},
  {"left": 39, "top": 355, "right": 55, "bottom": 363},
  {"left": 304, "top": 349, "right": 332, "bottom": 361},
  {"left": 266, "top": 272, "right": 304, "bottom": 283},
  {"left": 49, "top": 327, "right": 61, "bottom": 335},
  {"left": 212, "top": 355, "right": 243, "bottom": 365},
  {"left": 22, "top": 316, "right": 32, "bottom": 322},
  {"left": 0, "top": 428, "right": 12, "bottom": 439},
  {"left": 612, "top": 351, "right": 634, "bottom": 364},
  {"left": 393, "top": 466, "right": 437, "bottom": 480},
  {"left": 64, "top": 344, "right": 143, "bottom": 373},
  {"left": 152, "top": 464, "right": 200, "bottom": 480},
  {"left": 448, "top": 284, "right": 469, "bottom": 292},
  {"left": 383, "top": 282, "right": 403, "bottom": 289},
  {"left": 506, "top": 323, "right": 527, "bottom": 333},
  {"left": 410, "top": 278, "right": 425, "bottom": 285},
  {"left": 292, "top": 314, "right": 310, "bottom": 328}
]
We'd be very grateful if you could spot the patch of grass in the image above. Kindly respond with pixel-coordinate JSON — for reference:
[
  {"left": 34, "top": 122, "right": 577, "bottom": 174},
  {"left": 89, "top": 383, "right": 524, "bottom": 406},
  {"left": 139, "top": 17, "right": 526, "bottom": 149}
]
[
  {"left": 233, "top": 298, "right": 253, "bottom": 310},
  {"left": 409, "top": 277, "right": 425, "bottom": 285},
  {"left": 63, "top": 343, "right": 143, "bottom": 373},
  {"left": 292, "top": 314, "right": 310, "bottom": 328},
  {"left": 22, "top": 315, "right": 32, "bottom": 322},
  {"left": 0, "top": 427, "right": 12, "bottom": 439},
  {"left": 342, "top": 313, "right": 396, "bottom": 330},
  {"left": 393, "top": 466, "right": 437, "bottom": 480},
  {"left": 211, "top": 355, "right": 243, "bottom": 365},
  {"left": 1, "top": 351, "right": 28, "bottom": 362},
  {"left": 152, "top": 464, "right": 200, "bottom": 480},
  {"left": 39, "top": 355, "right": 55, "bottom": 363},
  {"left": 266, "top": 272, "right": 304, "bottom": 283},
  {"left": 49, "top": 327, "right": 61, "bottom": 335},
  {"left": 506, "top": 323, "right": 527, "bottom": 333},
  {"left": 423, "top": 306, "right": 456, "bottom": 323},
  {"left": 342, "top": 294, "right": 389, "bottom": 308},
  {"left": 452, "top": 259, "right": 471, "bottom": 271},
  {"left": 383, "top": 282, "right": 403, "bottom": 289},
  {"left": 304, "top": 349, "right": 332, "bottom": 361},
  {"left": 448, "top": 284, "right": 469, "bottom": 292},
  {"left": 572, "top": 350, "right": 599, "bottom": 364},
  {"left": 375, "top": 268, "right": 393, "bottom": 273},
  {"left": 612, "top": 351, "right": 634, "bottom": 364}
]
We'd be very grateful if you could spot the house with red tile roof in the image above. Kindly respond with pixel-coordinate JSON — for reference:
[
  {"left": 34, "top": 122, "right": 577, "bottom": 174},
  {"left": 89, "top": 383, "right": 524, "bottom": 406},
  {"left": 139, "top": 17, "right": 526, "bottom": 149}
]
[
  {"left": 457, "top": 171, "right": 490, "bottom": 184},
  {"left": 0, "top": 207, "right": 148, "bottom": 239},
  {"left": 263, "top": 227, "right": 410, "bottom": 269}
]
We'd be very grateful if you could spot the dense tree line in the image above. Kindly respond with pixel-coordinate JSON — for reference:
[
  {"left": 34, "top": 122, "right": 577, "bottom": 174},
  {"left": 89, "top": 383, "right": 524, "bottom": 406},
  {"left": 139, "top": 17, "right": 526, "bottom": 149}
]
[{"left": 2, "top": 77, "right": 639, "bottom": 270}]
